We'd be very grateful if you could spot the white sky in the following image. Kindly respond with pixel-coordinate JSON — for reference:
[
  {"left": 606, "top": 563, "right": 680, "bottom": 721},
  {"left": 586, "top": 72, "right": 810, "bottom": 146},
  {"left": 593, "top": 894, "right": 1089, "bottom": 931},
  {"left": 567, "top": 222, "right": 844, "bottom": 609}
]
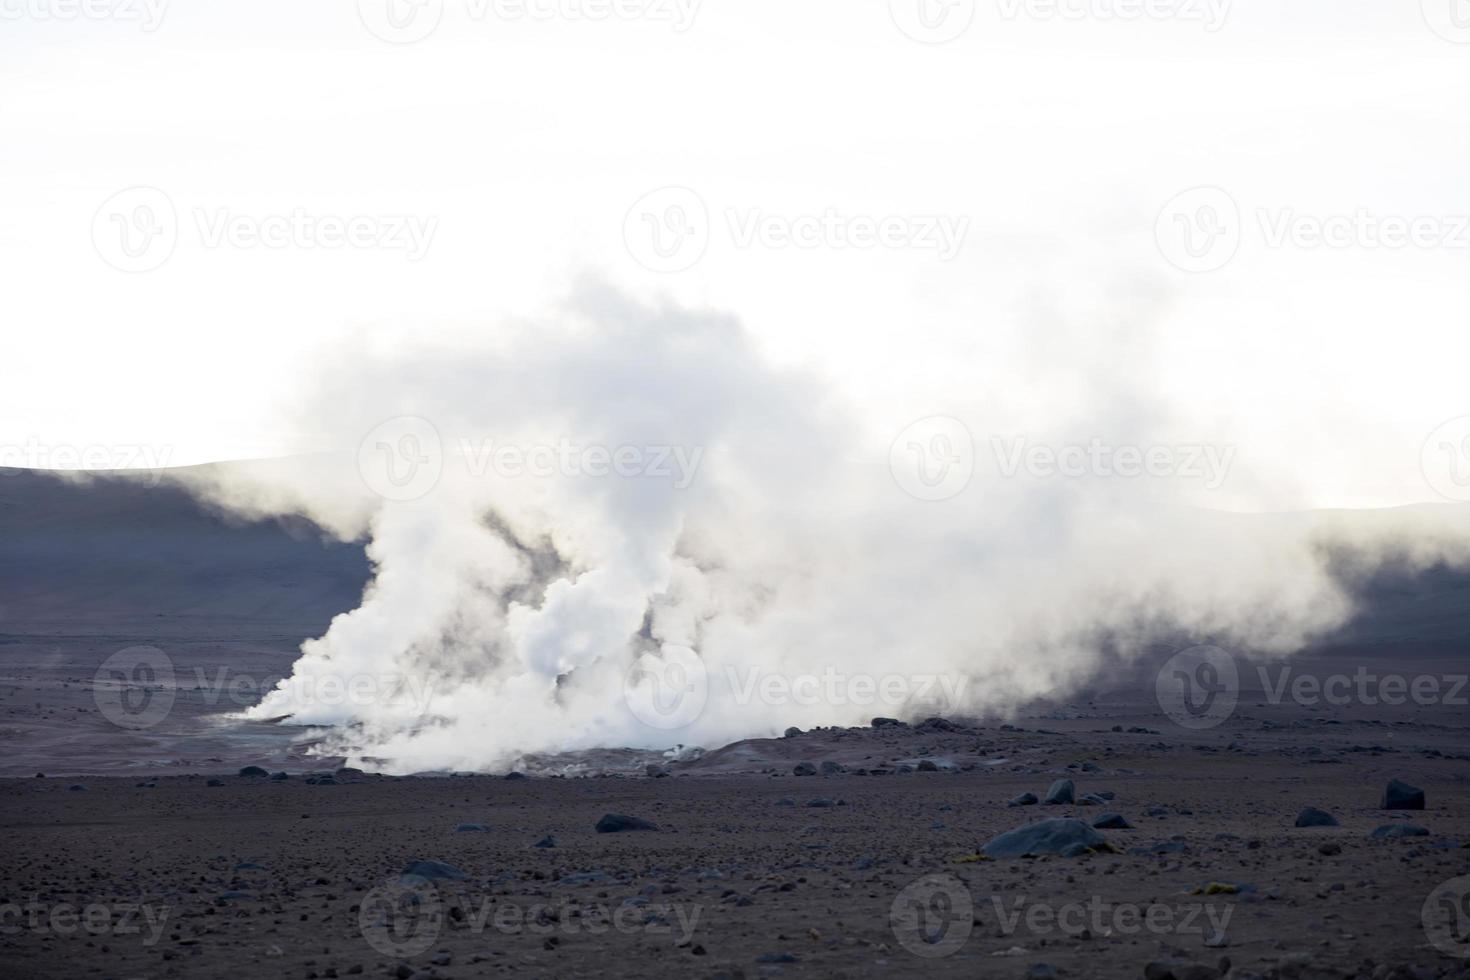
[{"left": 4, "top": 0, "right": 1470, "bottom": 509}]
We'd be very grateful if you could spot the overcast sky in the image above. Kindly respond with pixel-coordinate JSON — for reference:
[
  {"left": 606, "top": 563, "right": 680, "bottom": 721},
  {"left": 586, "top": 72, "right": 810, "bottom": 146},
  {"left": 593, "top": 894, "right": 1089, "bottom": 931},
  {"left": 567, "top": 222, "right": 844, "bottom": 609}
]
[{"left": 4, "top": 0, "right": 1469, "bottom": 510}]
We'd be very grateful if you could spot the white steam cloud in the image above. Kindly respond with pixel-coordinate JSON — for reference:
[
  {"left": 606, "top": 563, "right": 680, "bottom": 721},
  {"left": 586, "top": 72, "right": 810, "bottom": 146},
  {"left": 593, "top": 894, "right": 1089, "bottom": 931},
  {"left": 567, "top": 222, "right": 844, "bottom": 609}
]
[{"left": 171, "top": 282, "right": 1470, "bottom": 773}]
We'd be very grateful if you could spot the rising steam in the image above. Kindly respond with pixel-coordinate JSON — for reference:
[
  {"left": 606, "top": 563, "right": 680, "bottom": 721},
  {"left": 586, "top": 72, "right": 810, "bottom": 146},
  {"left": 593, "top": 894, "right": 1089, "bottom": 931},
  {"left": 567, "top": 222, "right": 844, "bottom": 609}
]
[{"left": 171, "top": 282, "right": 1470, "bottom": 773}]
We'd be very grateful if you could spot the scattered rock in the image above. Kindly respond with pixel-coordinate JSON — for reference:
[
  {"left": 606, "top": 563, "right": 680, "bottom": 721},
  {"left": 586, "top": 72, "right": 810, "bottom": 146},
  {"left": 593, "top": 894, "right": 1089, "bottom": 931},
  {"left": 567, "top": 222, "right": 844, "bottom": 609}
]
[
  {"left": 1317, "top": 842, "right": 1342, "bottom": 856},
  {"left": 1009, "top": 792, "right": 1039, "bottom": 807},
  {"left": 455, "top": 823, "right": 488, "bottom": 833},
  {"left": 503, "top": 771, "right": 528, "bottom": 781},
  {"left": 1381, "top": 779, "right": 1425, "bottom": 810},
  {"left": 783, "top": 727, "right": 803, "bottom": 738},
  {"left": 1369, "top": 824, "right": 1430, "bottom": 839},
  {"left": 871, "top": 717, "right": 906, "bottom": 728},
  {"left": 269, "top": 771, "right": 289, "bottom": 781},
  {"left": 819, "top": 760, "right": 845, "bottom": 775},
  {"left": 1294, "top": 807, "right": 1339, "bottom": 828},
  {"left": 1093, "top": 813, "right": 1132, "bottom": 830},
  {"left": 792, "top": 762, "right": 817, "bottom": 776},
  {"left": 1044, "top": 779, "right": 1075, "bottom": 805},
  {"left": 206, "top": 778, "right": 225, "bottom": 787},
  {"left": 917, "top": 760, "right": 939, "bottom": 772},
  {"left": 596, "top": 813, "right": 659, "bottom": 833},
  {"left": 238, "top": 766, "right": 269, "bottom": 778},
  {"left": 981, "top": 818, "right": 1109, "bottom": 858},
  {"left": 533, "top": 835, "right": 557, "bottom": 848}
]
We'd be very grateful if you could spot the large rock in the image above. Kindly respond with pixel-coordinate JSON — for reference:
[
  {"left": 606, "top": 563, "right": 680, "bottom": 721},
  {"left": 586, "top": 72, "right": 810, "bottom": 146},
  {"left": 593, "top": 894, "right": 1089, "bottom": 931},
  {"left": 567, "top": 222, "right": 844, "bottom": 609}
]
[
  {"left": 1294, "top": 807, "right": 1339, "bottom": 828},
  {"left": 1380, "top": 779, "right": 1425, "bottom": 811},
  {"left": 1369, "top": 824, "right": 1430, "bottom": 839},
  {"left": 238, "top": 766, "right": 269, "bottom": 778},
  {"left": 595, "top": 813, "right": 659, "bottom": 833},
  {"left": 1093, "top": 812, "right": 1132, "bottom": 830},
  {"left": 792, "top": 762, "right": 817, "bottom": 776},
  {"left": 981, "top": 818, "right": 1109, "bottom": 858},
  {"left": 1043, "top": 779, "right": 1075, "bottom": 805}
]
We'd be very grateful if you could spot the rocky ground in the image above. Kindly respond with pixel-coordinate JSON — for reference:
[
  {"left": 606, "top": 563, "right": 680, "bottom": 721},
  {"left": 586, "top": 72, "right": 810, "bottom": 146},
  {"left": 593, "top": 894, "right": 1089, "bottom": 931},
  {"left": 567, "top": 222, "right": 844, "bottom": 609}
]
[{"left": 2, "top": 706, "right": 1468, "bottom": 980}]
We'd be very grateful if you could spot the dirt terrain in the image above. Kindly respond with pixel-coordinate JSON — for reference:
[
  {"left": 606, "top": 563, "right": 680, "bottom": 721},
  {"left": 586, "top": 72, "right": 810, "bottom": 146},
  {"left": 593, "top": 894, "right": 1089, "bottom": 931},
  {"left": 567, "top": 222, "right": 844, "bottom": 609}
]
[{"left": 2, "top": 469, "right": 1469, "bottom": 979}]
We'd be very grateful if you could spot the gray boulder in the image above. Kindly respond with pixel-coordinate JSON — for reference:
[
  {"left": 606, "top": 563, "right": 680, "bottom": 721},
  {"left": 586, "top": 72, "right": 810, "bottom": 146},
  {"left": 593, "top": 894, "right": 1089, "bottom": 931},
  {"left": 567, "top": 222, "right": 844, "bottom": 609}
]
[
  {"left": 1294, "top": 807, "right": 1339, "bottom": 828},
  {"left": 1368, "top": 824, "right": 1430, "bottom": 839},
  {"left": 981, "top": 818, "right": 1109, "bottom": 858},
  {"left": 1381, "top": 779, "right": 1425, "bottom": 810},
  {"left": 1043, "top": 779, "right": 1075, "bottom": 805},
  {"left": 595, "top": 813, "right": 659, "bottom": 833}
]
